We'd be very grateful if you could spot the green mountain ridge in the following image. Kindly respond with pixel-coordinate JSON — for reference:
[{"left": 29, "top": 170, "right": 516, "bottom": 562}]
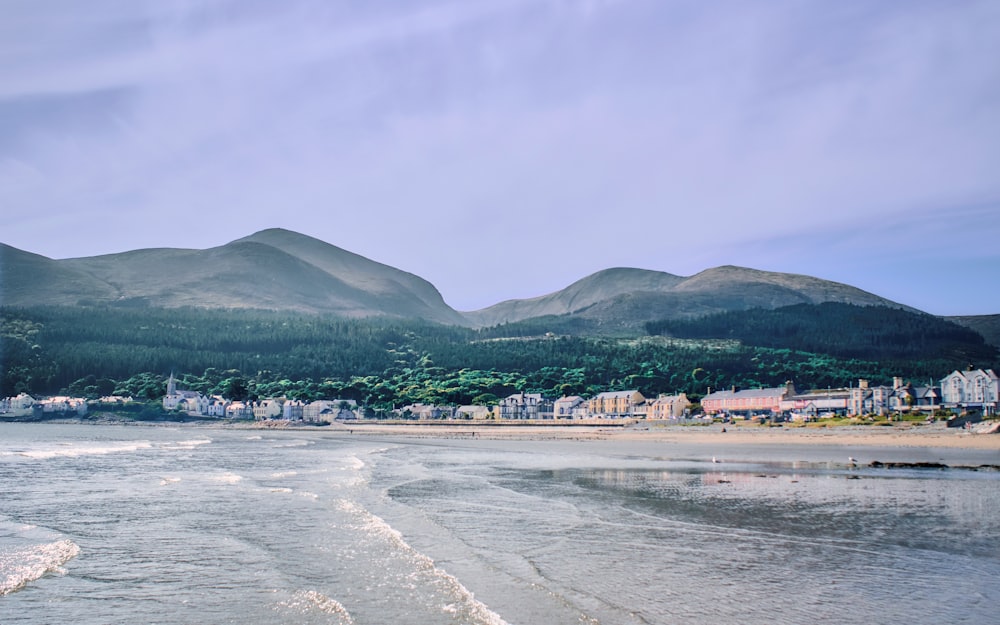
[{"left": 0, "top": 228, "right": 984, "bottom": 337}]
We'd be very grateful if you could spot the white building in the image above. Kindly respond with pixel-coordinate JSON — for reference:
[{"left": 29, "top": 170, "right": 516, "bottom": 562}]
[
  {"left": 1, "top": 393, "right": 36, "bottom": 416},
  {"left": 162, "top": 373, "right": 208, "bottom": 414},
  {"left": 38, "top": 396, "right": 88, "bottom": 415},
  {"left": 499, "top": 393, "right": 544, "bottom": 420},
  {"left": 304, "top": 400, "right": 357, "bottom": 422},
  {"left": 553, "top": 396, "right": 585, "bottom": 419},
  {"left": 940, "top": 369, "right": 999, "bottom": 415},
  {"left": 283, "top": 400, "right": 305, "bottom": 420},
  {"left": 253, "top": 399, "right": 284, "bottom": 421}
]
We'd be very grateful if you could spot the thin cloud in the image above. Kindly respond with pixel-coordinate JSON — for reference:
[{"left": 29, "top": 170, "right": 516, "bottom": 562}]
[{"left": 1, "top": 0, "right": 998, "bottom": 315}]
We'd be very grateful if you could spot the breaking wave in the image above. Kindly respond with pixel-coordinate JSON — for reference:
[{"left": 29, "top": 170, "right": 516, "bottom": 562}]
[
  {"left": 0, "top": 538, "right": 80, "bottom": 596},
  {"left": 17, "top": 441, "right": 153, "bottom": 460},
  {"left": 279, "top": 590, "right": 355, "bottom": 624},
  {"left": 335, "top": 499, "right": 510, "bottom": 625}
]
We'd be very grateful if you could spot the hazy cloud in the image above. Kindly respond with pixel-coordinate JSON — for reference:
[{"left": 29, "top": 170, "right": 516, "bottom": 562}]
[{"left": 2, "top": 0, "right": 998, "bottom": 314}]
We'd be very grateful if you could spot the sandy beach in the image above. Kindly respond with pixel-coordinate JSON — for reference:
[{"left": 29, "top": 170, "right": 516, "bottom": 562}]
[{"left": 328, "top": 420, "right": 1000, "bottom": 451}]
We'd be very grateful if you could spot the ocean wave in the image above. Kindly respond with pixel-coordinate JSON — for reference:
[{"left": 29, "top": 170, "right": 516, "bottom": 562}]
[
  {"left": 271, "top": 471, "right": 299, "bottom": 478},
  {"left": 0, "top": 538, "right": 80, "bottom": 596},
  {"left": 210, "top": 472, "right": 243, "bottom": 484},
  {"left": 273, "top": 439, "right": 314, "bottom": 448},
  {"left": 18, "top": 441, "right": 153, "bottom": 459},
  {"left": 335, "top": 499, "right": 510, "bottom": 625},
  {"left": 278, "top": 589, "right": 355, "bottom": 624},
  {"left": 169, "top": 438, "right": 212, "bottom": 449},
  {"left": 159, "top": 477, "right": 181, "bottom": 486}
]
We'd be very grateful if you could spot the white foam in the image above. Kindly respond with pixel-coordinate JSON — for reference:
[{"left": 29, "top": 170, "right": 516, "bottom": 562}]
[
  {"left": 159, "top": 477, "right": 181, "bottom": 486},
  {"left": 269, "top": 487, "right": 293, "bottom": 494},
  {"left": 273, "top": 439, "right": 313, "bottom": 448},
  {"left": 18, "top": 441, "right": 153, "bottom": 459},
  {"left": 335, "top": 499, "right": 510, "bottom": 625},
  {"left": 0, "top": 539, "right": 80, "bottom": 596},
  {"left": 271, "top": 471, "right": 299, "bottom": 478},
  {"left": 210, "top": 472, "right": 243, "bottom": 484},
  {"left": 278, "top": 589, "right": 355, "bottom": 624},
  {"left": 170, "top": 438, "right": 212, "bottom": 449}
]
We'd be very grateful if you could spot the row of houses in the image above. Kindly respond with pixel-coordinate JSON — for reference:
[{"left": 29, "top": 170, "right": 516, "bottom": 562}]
[
  {"left": 5, "top": 368, "right": 996, "bottom": 422},
  {"left": 0, "top": 393, "right": 89, "bottom": 417},
  {"left": 701, "top": 369, "right": 999, "bottom": 418}
]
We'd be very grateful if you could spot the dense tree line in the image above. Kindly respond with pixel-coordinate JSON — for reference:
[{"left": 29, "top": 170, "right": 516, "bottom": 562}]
[
  {"left": 646, "top": 303, "right": 996, "bottom": 363},
  {"left": 3, "top": 304, "right": 995, "bottom": 408}
]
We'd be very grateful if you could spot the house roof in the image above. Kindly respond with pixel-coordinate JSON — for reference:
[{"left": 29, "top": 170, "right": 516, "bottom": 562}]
[
  {"left": 594, "top": 390, "right": 641, "bottom": 399},
  {"left": 704, "top": 387, "right": 787, "bottom": 401}
]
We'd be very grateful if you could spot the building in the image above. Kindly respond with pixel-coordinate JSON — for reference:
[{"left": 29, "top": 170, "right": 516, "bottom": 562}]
[
  {"left": 499, "top": 393, "right": 544, "bottom": 420},
  {"left": 162, "top": 373, "right": 208, "bottom": 414},
  {"left": 282, "top": 399, "right": 305, "bottom": 420},
  {"left": 848, "top": 378, "right": 943, "bottom": 416},
  {"left": 206, "top": 396, "right": 230, "bottom": 418},
  {"left": 702, "top": 383, "right": 795, "bottom": 416},
  {"left": 304, "top": 400, "right": 357, "bottom": 422},
  {"left": 888, "top": 378, "right": 940, "bottom": 413},
  {"left": 455, "top": 405, "right": 492, "bottom": 420},
  {"left": 253, "top": 399, "right": 284, "bottom": 421},
  {"left": 940, "top": 369, "right": 999, "bottom": 415},
  {"left": 647, "top": 393, "right": 691, "bottom": 419},
  {"left": 37, "top": 396, "right": 88, "bottom": 415},
  {"left": 782, "top": 389, "right": 850, "bottom": 418},
  {"left": 225, "top": 402, "right": 254, "bottom": 419},
  {"left": 553, "top": 396, "right": 585, "bottom": 419},
  {"left": 848, "top": 379, "right": 892, "bottom": 416},
  {"left": 587, "top": 390, "right": 646, "bottom": 418},
  {"left": 1, "top": 393, "right": 36, "bottom": 416}
]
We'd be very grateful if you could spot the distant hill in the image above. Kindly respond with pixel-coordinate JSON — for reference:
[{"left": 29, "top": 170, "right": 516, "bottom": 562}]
[
  {"left": 948, "top": 315, "right": 1000, "bottom": 349},
  {"left": 1, "top": 229, "right": 465, "bottom": 325},
  {"left": 3, "top": 229, "right": 988, "bottom": 339},
  {"left": 464, "top": 265, "right": 912, "bottom": 331}
]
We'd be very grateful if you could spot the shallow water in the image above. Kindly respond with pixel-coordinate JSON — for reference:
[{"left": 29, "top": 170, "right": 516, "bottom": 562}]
[{"left": 1, "top": 424, "right": 997, "bottom": 624}]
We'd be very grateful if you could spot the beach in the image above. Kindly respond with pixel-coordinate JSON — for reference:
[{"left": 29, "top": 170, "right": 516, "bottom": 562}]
[
  {"left": 2, "top": 421, "right": 998, "bottom": 625},
  {"left": 326, "top": 419, "right": 1000, "bottom": 451}
]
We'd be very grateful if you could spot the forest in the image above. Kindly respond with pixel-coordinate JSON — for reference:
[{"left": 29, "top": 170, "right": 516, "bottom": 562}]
[
  {"left": 646, "top": 303, "right": 995, "bottom": 362},
  {"left": 2, "top": 303, "right": 996, "bottom": 409}
]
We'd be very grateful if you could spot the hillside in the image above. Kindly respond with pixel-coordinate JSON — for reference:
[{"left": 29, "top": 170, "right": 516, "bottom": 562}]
[
  {"left": 948, "top": 315, "right": 1000, "bottom": 349},
  {"left": 2, "top": 229, "right": 983, "bottom": 339},
  {"left": 464, "top": 265, "right": 911, "bottom": 331},
  {"left": 647, "top": 303, "right": 997, "bottom": 364},
  {"left": 1, "top": 229, "right": 465, "bottom": 325},
  {"left": 462, "top": 268, "right": 685, "bottom": 327}
]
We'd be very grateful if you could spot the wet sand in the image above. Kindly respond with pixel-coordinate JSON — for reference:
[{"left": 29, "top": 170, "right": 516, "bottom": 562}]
[{"left": 332, "top": 420, "right": 1000, "bottom": 450}]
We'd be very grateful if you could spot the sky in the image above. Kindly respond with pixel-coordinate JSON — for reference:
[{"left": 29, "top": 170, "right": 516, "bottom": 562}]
[{"left": 2, "top": 0, "right": 999, "bottom": 315}]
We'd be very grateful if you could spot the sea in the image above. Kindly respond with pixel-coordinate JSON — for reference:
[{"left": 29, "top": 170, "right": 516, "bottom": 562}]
[{"left": 1, "top": 423, "right": 998, "bottom": 625}]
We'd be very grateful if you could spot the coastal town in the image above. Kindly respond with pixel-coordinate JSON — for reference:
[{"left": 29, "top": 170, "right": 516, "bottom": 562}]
[{"left": 3, "top": 368, "right": 998, "bottom": 426}]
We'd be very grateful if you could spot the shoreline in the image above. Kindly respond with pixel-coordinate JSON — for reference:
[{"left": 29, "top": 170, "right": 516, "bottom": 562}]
[
  {"left": 333, "top": 421, "right": 1000, "bottom": 450},
  {"left": 7, "top": 415, "right": 999, "bottom": 450}
]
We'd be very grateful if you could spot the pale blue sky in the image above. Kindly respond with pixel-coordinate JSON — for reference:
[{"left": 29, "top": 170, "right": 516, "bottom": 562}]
[{"left": 2, "top": 0, "right": 998, "bottom": 314}]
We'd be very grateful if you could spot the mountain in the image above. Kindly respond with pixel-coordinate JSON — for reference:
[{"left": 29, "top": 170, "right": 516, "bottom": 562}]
[
  {"left": 0, "top": 229, "right": 465, "bottom": 325},
  {"left": 464, "top": 265, "right": 912, "bottom": 330},
  {"left": 462, "top": 268, "right": 685, "bottom": 327},
  {"left": 0, "top": 229, "right": 964, "bottom": 336}
]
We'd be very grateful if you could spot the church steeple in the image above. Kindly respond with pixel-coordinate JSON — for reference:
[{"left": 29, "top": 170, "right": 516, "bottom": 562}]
[{"left": 167, "top": 372, "right": 177, "bottom": 396}]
